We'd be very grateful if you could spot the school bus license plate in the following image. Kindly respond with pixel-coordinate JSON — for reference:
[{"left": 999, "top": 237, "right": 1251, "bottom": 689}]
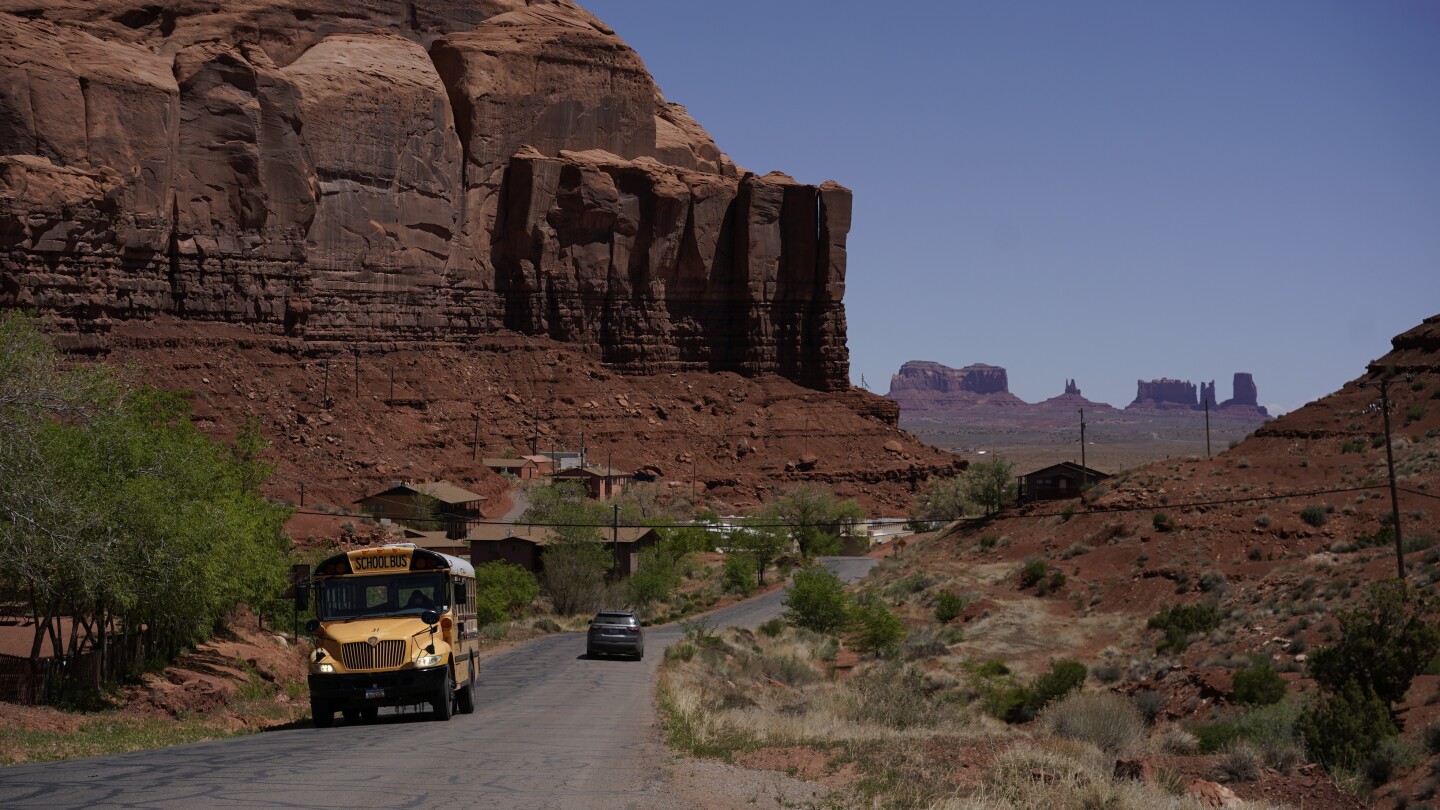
[{"left": 366, "top": 688, "right": 384, "bottom": 699}]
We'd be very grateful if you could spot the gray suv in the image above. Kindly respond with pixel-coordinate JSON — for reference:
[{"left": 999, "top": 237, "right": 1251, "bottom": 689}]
[{"left": 586, "top": 610, "right": 644, "bottom": 660}]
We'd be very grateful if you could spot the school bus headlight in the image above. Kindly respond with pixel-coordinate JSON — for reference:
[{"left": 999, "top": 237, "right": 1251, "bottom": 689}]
[
  {"left": 415, "top": 654, "right": 443, "bottom": 668},
  {"left": 314, "top": 663, "right": 335, "bottom": 674}
]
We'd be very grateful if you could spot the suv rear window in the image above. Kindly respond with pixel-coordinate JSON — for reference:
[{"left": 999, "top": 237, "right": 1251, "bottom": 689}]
[{"left": 593, "top": 611, "right": 636, "bottom": 625}]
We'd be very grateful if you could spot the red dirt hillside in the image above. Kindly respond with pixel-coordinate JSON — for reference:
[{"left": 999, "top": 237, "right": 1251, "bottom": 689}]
[
  {"left": 96, "top": 317, "right": 961, "bottom": 522},
  {"left": 875, "top": 314, "right": 1439, "bottom": 807}
]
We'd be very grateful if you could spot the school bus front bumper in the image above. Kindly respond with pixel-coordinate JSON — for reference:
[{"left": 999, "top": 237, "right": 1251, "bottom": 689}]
[{"left": 308, "top": 665, "right": 448, "bottom": 710}]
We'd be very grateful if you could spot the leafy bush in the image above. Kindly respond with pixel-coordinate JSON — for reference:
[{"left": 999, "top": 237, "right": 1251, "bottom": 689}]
[
  {"left": 1307, "top": 580, "right": 1440, "bottom": 706},
  {"left": 1152, "top": 512, "right": 1175, "bottom": 532},
  {"left": 758, "top": 617, "right": 785, "bottom": 637},
  {"left": 1027, "top": 659, "right": 1087, "bottom": 711},
  {"left": 1147, "top": 603, "right": 1222, "bottom": 653},
  {"left": 1298, "top": 679, "right": 1397, "bottom": 773},
  {"left": 1300, "top": 505, "right": 1329, "bottom": 528},
  {"left": 1366, "top": 737, "right": 1420, "bottom": 787},
  {"left": 934, "top": 591, "right": 967, "bottom": 624},
  {"left": 474, "top": 562, "right": 540, "bottom": 625},
  {"left": 1199, "top": 570, "right": 1228, "bottom": 594},
  {"left": 1232, "top": 662, "right": 1287, "bottom": 706},
  {"left": 851, "top": 598, "right": 906, "bottom": 658},
  {"left": 782, "top": 565, "right": 851, "bottom": 633},
  {"left": 979, "top": 534, "right": 998, "bottom": 550},
  {"left": 1039, "top": 691, "right": 1146, "bottom": 753},
  {"left": 1018, "top": 558, "right": 1048, "bottom": 589},
  {"left": 1192, "top": 720, "right": 1240, "bottom": 754},
  {"left": 722, "top": 552, "right": 756, "bottom": 595},
  {"left": 624, "top": 547, "right": 682, "bottom": 607}
]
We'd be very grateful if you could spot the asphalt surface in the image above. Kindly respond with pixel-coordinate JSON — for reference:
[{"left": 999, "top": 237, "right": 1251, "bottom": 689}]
[{"left": 0, "top": 557, "right": 877, "bottom": 810}]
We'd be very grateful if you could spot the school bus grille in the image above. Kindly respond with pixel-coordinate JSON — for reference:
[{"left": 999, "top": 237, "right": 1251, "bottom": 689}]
[{"left": 341, "top": 640, "right": 406, "bottom": 670}]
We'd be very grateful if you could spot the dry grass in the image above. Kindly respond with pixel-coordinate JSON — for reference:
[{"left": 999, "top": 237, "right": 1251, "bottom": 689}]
[{"left": 657, "top": 626, "right": 1289, "bottom": 809}]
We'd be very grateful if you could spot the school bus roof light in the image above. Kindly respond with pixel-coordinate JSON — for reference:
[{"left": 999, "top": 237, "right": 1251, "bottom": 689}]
[
  {"left": 316, "top": 556, "right": 353, "bottom": 576},
  {"left": 410, "top": 551, "right": 444, "bottom": 571}
]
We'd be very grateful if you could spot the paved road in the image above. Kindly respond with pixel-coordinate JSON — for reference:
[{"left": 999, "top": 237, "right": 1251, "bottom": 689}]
[{"left": 0, "top": 557, "right": 876, "bottom": 810}]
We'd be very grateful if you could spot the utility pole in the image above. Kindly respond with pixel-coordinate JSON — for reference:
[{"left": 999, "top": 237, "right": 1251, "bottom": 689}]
[
  {"left": 612, "top": 502, "right": 620, "bottom": 548},
  {"left": 531, "top": 399, "right": 538, "bottom": 456},
  {"left": 1204, "top": 394, "right": 1212, "bottom": 459},
  {"left": 352, "top": 346, "right": 360, "bottom": 398},
  {"left": 471, "top": 413, "right": 480, "bottom": 462},
  {"left": 1078, "top": 408, "right": 1087, "bottom": 492},
  {"left": 803, "top": 416, "right": 809, "bottom": 457},
  {"left": 1362, "top": 374, "right": 1410, "bottom": 579},
  {"left": 388, "top": 359, "right": 395, "bottom": 402},
  {"left": 322, "top": 359, "right": 331, "bottom": 406},
  {"left": 691, "top": 452, "right": 697, "bottom": 502}
]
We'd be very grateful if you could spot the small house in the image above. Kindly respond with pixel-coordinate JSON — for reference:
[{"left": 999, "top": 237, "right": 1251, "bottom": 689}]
[
  {"left": 551, "top": 465, "right": 631, "bottom": 501},
  {"left": 1017, "top": 462, "right": 1110, "bottom": 503},
  {"left": 483, "top": 457, "right": 543, "bottom": 480},
  {"left": 355, "top": 480, "right": 486, "bottom": 538},
  {"left": 468, "top": 524, "right": 660, "bottom": 576}
]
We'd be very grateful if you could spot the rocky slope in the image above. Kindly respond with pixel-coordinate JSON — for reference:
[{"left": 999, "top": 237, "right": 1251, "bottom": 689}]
[{"left": 0, "top": 0, "right": 850, "bottom": 390}]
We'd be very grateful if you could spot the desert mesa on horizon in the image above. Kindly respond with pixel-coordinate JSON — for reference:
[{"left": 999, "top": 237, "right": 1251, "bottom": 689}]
[{"left": 887, "top": 360, "right": 1270, "bottom": 418}]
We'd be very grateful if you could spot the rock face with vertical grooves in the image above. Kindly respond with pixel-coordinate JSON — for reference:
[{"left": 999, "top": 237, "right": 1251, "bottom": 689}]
[{"left": 0, "top": 0, "right": 851, "bottom": 391}]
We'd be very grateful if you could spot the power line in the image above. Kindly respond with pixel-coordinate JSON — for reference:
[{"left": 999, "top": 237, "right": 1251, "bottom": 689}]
[{"left": 285, "top": 482, "right": 1393, "bottom": 531}]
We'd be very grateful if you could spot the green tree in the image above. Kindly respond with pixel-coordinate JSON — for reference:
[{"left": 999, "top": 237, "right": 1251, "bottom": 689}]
[
  {"left": 782, "top": 564, "right": 850, "bottom": 633},
  {"left": 851, "top": 596, "right": 905, "bottom": 657},
  {"left": 1, "top": 314, "right": 290, "bottom": 685},
  {"left": 722, "top": 552, "right": 756, "bottom": 595},
  {"left": 624, "top": 547, "right": 682, "bottom": 607},
  {"left": 910, "top": 475, "right": 968, "bottom": 525},
  {"left": 1307, "top": 580, "right": 1440, "bottom": 707},
  {"left": 762, "top": 484, "right": 866, "bottom": 557},
  {"left": 521, "top": 482, "right": 615, "bottom": 615},
  {"left": 730, "top": 520, "right": 789, "bottom": 586},
  {"left": 964, "top": 457, "right": 1016, "bottom": 516},
  {"left": 1298, "top": 679, "right": 1398, "bottom": 773}
]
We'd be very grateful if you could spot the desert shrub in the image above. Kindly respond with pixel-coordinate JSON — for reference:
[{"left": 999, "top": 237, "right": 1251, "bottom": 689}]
[
  {"left": 1028, "top": 659, "right": 1087, "bottom": 711},
  {"left": 1147, "top": 603, "right": 1222, "bottom": 653},
  {"left": 625, "top": 548, "right": 682, "bottom": 607},
  {"left": 1040, "top": 691, "right": 1146, "bottom": 753},
  {"left": 1090, "top": 662, "right": 1122, "bottom": 684},
  {"left": 904, "top": 625, "right": 951, "bottom": 659},
  {"left": 1211, "top": 742, "right": 1263, "bottom": 783},
  {"left": 531, "top": 617, "right": 562, "bottom": 633},
  {"left": 1300, "top": 505, "right": 1329, "bottom": 527},
  {"left": 782, "top": 564, "right": 851, "bottom": 633},
  {"left": 1232, "top": 661, "right": 1287, "bottom": 706},
  {"left": 1255, "top": 514, "right": 1271, "bottom": 528},
  {"left": 1131, "top": 689, "right": 1166, "bottom": 725},
  {"left": 883, "top": 571, "right": 930, "bottom": 599},
  {"left": 1366, "top": 737, "right": 1421, "bottom": 787},
  {"left": 1152, "top": 512, "right": 1175, "bottom": 532},
  {"left": 1153, "top": 725, "right": 1199, "bottom": 755},
  {"left": 1341, "top": 438, "right": 1367, "bottom": 453},
  {"left": 844, "top": 661, "right": 934, "bottom": 729},
  {"left": 1059, "top": 542, "right": 1092, "bottom": 560},
  {"left": 1308, "top": 580, "right": 1440, "bottom": 706},
  {"left": 1018, "top": 557, "right": 1048, "bottom": 589},
  {"left": 722, "top": 552, "right": 756, "bottom": 595},
  {"left": 665, "top": 641, "right": 695, "bottom": 662},
  {"left": 1192, "top": 720, "right": 1240, "bottom": 754},
  {"left": 759, "top": 653, "right": 820, "bottom": 687},
  {"left": 934, "top": 591, "right": 967, "bottom": 624},
  {"left": 1198, "top": 570, "right": 1228, "bottom": 594},
  {"left": 1298, "top": 679, "right": 1398, "bottom": 773},
  {"left": 979, "top": 534, "right": 998, "bottom": 550},
  {"left": 758, "top": 617, "right": 785, "bottom": 637},
  {"left": 1425, "top": 722, "right": 1440, "bottom": 755},
  {"left": 1060, "top": 504, "right": 1075, "bottom": 522},
  {"left": 851, "top": 597, "right": 906, "bottom": 658}
]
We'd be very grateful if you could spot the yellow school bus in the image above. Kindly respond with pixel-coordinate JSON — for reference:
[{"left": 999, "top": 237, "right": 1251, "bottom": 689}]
[{"left": 300, "top": 544, "right": 480, "bottom": 727}]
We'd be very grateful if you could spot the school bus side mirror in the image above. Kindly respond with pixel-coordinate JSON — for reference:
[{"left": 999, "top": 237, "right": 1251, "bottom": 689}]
[
  {"left": 422, "top": 609, "right": 440, "bottom": 626},
  {"left": 294, "top": 583, "right": 309, "bottom": 612},
  {"left": 454, "top": 583, "right": 468, "bottom": 605},
  {"left": 305, "top": 618, "right": 321, "bottom": 635}
]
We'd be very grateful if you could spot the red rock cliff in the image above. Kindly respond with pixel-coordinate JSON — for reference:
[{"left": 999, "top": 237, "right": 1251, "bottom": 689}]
[{"left": 0, "top": 1, "right": 850, "bottom": 390}]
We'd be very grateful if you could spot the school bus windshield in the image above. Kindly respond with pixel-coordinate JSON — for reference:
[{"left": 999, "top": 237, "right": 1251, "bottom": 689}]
[{"left": 316, "top": 573, "right": 446, "bottom": 620}]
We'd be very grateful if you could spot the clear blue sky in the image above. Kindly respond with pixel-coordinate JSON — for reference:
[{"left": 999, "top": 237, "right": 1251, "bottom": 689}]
[{"left": 586, "top": 1, "right": 1440, "bottom": 414}]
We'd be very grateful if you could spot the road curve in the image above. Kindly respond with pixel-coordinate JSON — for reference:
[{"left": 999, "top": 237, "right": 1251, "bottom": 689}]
[{"left": 0, "top": 557, "right": 876, "bottom": 810}]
